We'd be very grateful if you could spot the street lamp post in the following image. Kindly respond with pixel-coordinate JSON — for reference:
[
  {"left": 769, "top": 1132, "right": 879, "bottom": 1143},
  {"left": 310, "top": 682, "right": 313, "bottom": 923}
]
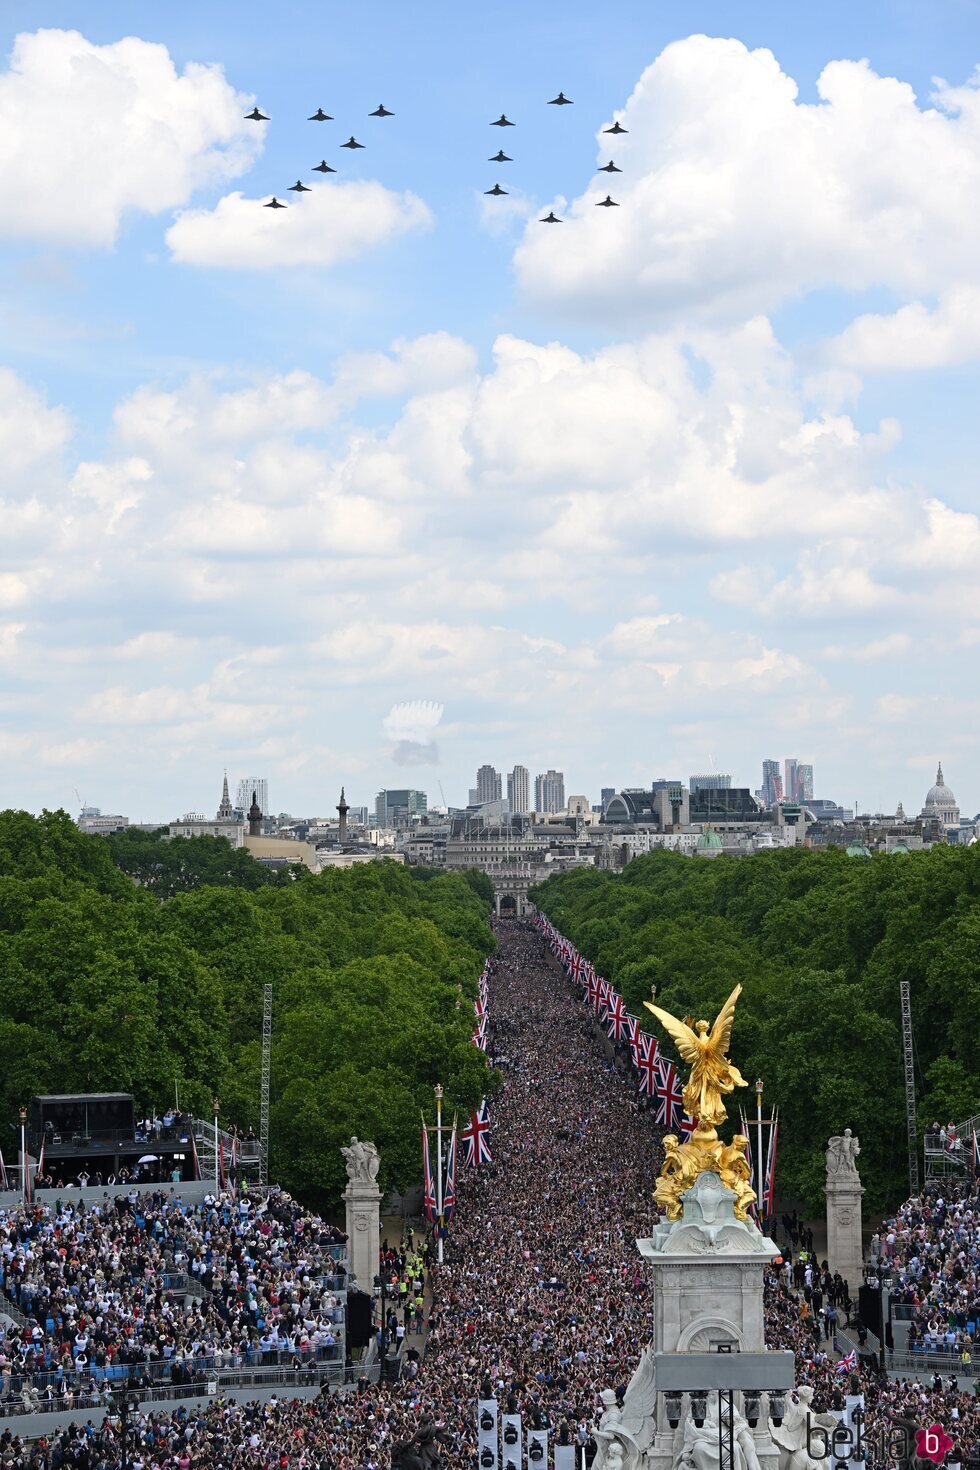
[
  {"left": 755, "top": 1079, "right": 765, "bottom": 1227},
  {"left": 434, "top": 1083, "right": 444, "bottom": 1265},
  {"left": 116, "top": 1387, "right": 140, "bottom": 1470},
  {"left": 374, "top": 1271, "right": 388, "bottom": 1365},
  {"left": 212, "top": 1098, "right": 220, "bottom": 1189},
  {"left": 18, "top": 1107, "right": 27, "bottom": 1203}
]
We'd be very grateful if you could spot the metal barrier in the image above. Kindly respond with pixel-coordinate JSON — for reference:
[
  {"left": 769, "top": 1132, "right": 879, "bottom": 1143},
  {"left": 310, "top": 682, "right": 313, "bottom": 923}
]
[{"left": 887, "top": 1350, "right": 978, "bottom": 1378}]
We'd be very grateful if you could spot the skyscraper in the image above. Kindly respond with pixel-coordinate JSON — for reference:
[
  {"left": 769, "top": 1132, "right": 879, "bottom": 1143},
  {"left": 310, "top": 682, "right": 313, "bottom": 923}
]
[
  {"left": 600, "top": 787, "right": 616, "bottom": 813},
  {"left": 798, "top": 763, "right": 814, "bottom": 802},
  {"left": 534, "top": 769, "right": 565, "bottom": 814},
  {"left": 375, "top": 789, "right": 428, "bottom": 828},
  {"left": 476, "top": 764, "right": 502, "bottom": 804},
  {"left": 689, "top": 773, "right": 732, "bottom": 793},
  {"left": 236, "top": 778, "right": 268, "bottom": 817},
  {"left": 761, "top": 760, "right": 783, "bottom": 806},
  {"left": 784, "top": 759, "right": 800, "bottom": 804},
  {"left": 507, "top": 765, "right": 530, "bottom": 815}
]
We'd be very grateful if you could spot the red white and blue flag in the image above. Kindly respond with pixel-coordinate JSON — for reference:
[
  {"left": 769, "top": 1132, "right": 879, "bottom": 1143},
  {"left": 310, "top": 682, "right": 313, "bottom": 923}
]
[
  {"left": 763, "top": 1108, "right": 779, "bottom": 1218},
  {"left": 462, "top": 1098, "right": 493, "bottom": 1167},
  {"left": 679, "top": 1114, "right": 698, "bottom": 1143},
  {"left": 739, "top": 1109, "right": 758, "bottom": 1219},
  {"left": 441, "top": 1124, "right": 458, "bottom": 1229},
  {"left": 605, "top": 992, "right": 628, "bottom": 1041},
  {"left": 655, "top": 1059, "right": 684, "bottom": 1130},
  {"left": 835, "top": 1350, "right": 857, "bottom": 1375},
  {"left": 635, "top": 1033, "right": 660, "bottom": 1096},
  {"left": 422, "top": 1117, "right": 437, "bottom": 1223},
  {"left": 190, "top": 1132, "right": 202, "bottom": 1181},
  {"left": 973, "top": 1128, "right": 979, "bottom": 1175}
]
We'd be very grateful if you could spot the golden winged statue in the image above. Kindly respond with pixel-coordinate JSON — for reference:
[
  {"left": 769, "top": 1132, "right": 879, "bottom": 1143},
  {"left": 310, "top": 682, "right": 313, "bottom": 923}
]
[
  {"left": 644, "top": 984, "right": 756, "bottom": 1220},
  {"left": 644, "top": 983, "right": 747, "bottom": 1138}
]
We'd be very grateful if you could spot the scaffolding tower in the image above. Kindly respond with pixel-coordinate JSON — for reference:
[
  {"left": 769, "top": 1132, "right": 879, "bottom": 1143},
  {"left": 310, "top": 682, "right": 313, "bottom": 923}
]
[
  {"left": 260, "top": 984, "right": 272, "bottom": 1185},
  {"left": 900, "top": 980, "right": 919, "bottom": 1194}
]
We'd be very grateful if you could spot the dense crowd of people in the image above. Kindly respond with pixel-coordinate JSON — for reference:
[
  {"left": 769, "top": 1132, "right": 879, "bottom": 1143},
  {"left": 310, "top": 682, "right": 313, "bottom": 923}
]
[
  {"left": 0, "top": 919, "right": 974, "bottom": 1469},
  {"left": 0, "top": 1189, "right": 348, "bottom": 1403}
]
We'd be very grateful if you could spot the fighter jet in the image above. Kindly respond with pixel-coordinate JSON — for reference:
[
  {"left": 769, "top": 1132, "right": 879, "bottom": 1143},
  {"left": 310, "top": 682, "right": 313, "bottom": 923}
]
[
  {"left": 313, "top": 160, "right": 337, "bottom": 173},
  {"left": 308, "top": 108, "right": 333, "bottom": 121},
  {"left": 491, "top": 113, "right": 515, "bottom": 126},
  {"left": 341, "top": 136, "right": 365, "bottom": 149},
  {"left": 264, "top": 197, "right": 287, "bottom": 208},
  {"left": 370, "top": 104, "right": 394, "bottom": 116},
  {"left": 539, "top": 210, "right": 562, "bottom": 223},
  {"left": 485, "top": 183, "right": 508, "bottom": 196},
  {"left": 604, "top": 120, "right": 628, "bottom": 135},
  {"left": 598, "top": 161, "right": 622, "bottom": 173},
  {"left": 244, "top": 107, "right": 269, "bottom": 122},
  {"left": 288, "top": 180, "right": 312, "bottom": 193},
  {"left": 549, "top": 91, "right": 573, "bottom": 105},
  {"left": 489, "top": 149, "right": 512, "bottom": 163},
  {"left": 595, "top": 195, "right": 619, "bottom": 207}
]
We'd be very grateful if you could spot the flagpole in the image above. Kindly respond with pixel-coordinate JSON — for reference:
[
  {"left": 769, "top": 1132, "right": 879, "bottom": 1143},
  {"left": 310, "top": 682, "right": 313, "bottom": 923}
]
[
  {"left": 434, "top": 1084, "right": 444, "bottom": 1264},
  {"left": 755, "top": 1078, "right": 765, "bottom": 1227},
  {"left": 213, "top": 1097, "right": 220, "bottom": 1190},
  {"left": 19, "top": 1106, "right": 26, "bottom": 1204}
]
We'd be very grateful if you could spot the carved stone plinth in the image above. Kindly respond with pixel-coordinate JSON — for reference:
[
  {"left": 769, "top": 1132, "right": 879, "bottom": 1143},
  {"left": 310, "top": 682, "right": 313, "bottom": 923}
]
[
  {"left": 342, "top": 1139, "right": 382, "bottom": 1292},
  {"left": 825, "top": 1136, "right": 864, "bottom": 1300},
  {"left": 635, "top": 1174, "right": 783, "bottom": 1470}
]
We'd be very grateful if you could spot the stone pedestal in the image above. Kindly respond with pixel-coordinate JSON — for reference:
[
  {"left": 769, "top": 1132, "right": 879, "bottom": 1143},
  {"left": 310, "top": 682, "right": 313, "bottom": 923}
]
[
  {"left": 635, "top": 1173, "right": 783, "bottom": 1470},
  {"left": 343, "top": 1149, "right": 382, "bottom": 1293},
  {"left": 825, "top": 1139, "right": 864, "bottom": 1299}
]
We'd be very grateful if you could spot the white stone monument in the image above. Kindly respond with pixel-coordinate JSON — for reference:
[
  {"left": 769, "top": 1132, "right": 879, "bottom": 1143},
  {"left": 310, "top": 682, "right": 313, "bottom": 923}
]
[
  {"left": 824, "top": 1130, "right": 864, "bottom": 1298},
  {"left": 342, "top": 1136, "right": 381, "bottom": 1292}
]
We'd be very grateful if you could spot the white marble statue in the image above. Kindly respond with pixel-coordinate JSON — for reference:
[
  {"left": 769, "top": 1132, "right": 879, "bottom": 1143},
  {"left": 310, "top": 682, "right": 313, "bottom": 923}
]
[
  {"left": 678, "top": 1398, "right": 762, "bottom": 1470},
  {"left": 769, "top": 1388, "right": 838, "bottom": 1470},
  {"left": 592, "top": 1348, "right": 657, "bottom": 1470},
  {"left": 342, "top": 1136, "right": 380, "bottom": 1184},
  {"left": 825, "top": 1130, "right": 860, "bottom": 1176}
]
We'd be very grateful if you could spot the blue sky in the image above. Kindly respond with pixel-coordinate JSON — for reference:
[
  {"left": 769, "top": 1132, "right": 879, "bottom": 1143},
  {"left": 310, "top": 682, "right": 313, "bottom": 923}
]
[{"left": 1, "top": 0, "right": 979, "bottom": 820}]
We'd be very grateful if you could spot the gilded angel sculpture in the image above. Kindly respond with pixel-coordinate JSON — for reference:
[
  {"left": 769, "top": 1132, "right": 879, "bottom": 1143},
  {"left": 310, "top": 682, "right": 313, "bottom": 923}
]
[{"left": 644, "top": 984, "right": 747, "bottom": 1138}]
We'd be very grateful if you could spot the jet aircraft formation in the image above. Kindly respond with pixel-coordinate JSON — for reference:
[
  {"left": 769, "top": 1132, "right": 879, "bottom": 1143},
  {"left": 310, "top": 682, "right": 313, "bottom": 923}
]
[{"left": 251, "top": 91, "right": 625, "bottom": 219}]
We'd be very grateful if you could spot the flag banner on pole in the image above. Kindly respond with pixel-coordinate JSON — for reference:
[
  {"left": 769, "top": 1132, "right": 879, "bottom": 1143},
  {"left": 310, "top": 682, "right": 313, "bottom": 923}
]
[
  {"left": 679, "top": 1114, "right": 698, "bottom": 1142},
  {"left": 973, "top": 1128, "right": 979, "bottom": 1175},
  {"left": 605, "top": 992, "right": 628, "bottom": 1041},
  {"left": 636, "top": 1033, "right": 660, "bottom": 1096},
  {"left": 835, "top": 1350, "right": 857, "bottom": 1375},
  {"left": 230, "top": 1135, "right": 238, "bottom": 1197},
  {"left": 35, "top": 1141, "right": 44, "bottom": 1193},
  {"left": 462, "top": 1097, "right": 492, "bottom": 1167},
  {"left": 764, "top": 1108, "right": 779, "bottom": 1218},
  {"left": 739, "top": 1109, "right": 759, "bottom": 1219},
  {"left": 0, "top": 1148, "right": 8, "bottom": 1192},
  {"left": 218, "top": 1139, "right": 227, "bottom": 1190},
  {"left": 441, "top": 1123, "right": 458, "bottom": 1228},
  {"left": 421, "top": 1115, "right": 437, "bottom": 1223},
  {"left": 655, "top": 1058, "right": 684, "bottom": 1130},
  {"left": 190, "top": 1133, "right": 202, "bottom": 1181}
]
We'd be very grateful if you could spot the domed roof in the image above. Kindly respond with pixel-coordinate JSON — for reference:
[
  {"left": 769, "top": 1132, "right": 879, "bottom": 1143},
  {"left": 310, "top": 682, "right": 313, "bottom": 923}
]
[
  {"left": 697, "top": 825, "right": 723, "bottom": 850},
  {"left": 925, "top": 762, "right": 956, "bottom": 808},
  {"left": 891, "top": 841, "right": 910, "bottom": 855},
  {"left": 845, "top": 839, "right": 872, "bottom": 859}
]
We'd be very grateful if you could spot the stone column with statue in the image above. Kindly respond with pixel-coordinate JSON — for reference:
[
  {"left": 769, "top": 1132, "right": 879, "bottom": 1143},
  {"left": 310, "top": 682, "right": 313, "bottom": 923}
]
[
  {"left": 591, "top": 984, "right": 826, "bottom": 1470},
  {"left": 824, "top": 1129, "right": 864, "bottom": 1301},
  {"left": 342, "top": 1136, "right": 382, "bottom": 1292}
]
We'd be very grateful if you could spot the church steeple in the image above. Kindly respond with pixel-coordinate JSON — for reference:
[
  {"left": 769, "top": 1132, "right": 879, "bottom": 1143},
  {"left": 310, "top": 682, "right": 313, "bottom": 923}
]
[
  {"left": 337, "top": 785, "right": 349, "bottom": 844},
  {"left": 248, "top": 789, "right": 262, "bottom": 837},
  {"left": 217, "top": 769, "right": 233, "bottom": 821}
]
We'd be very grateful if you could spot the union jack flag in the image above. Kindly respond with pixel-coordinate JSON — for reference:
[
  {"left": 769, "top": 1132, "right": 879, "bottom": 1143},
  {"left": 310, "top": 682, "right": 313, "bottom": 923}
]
[
  {"left": 605, "top": 992, "right": 628, "bottom": 1041},
  {"left": 655, "top": 1059, "right": 684, "bottom": 1129},
  {"left": 462, "top": 1098, "right": 493, "bottom": 1167},
  {"left": 835, "top": 1350, "right": 857, "bottom": 1375},
  {"left": 679, "top": 1114, "right": 698, "bottom": 1142},
  {"left": 441, "top": 1124, "right": 458, "bottom": 1229},
  {"left": 974, "top": 1128, "right": 979, "bottom": 1176},
  {"left": 739, "top": 1109, "right": 758, "bottom": 1219},
  {"left": 422, "top": 1116, "right": 437, "bottom": 1223},
  {"left": 763, "top": 1108, "right": 779, "bottom": 1218},
  {"left": 635, "top": 1033, "right": 660, "bottom": 1096}
]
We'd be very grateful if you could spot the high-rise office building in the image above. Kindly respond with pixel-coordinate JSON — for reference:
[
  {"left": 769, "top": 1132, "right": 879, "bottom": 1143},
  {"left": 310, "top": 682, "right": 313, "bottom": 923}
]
[
  {"left": 761, "top": 760, "right": 783, "bottom": 807},
  {"left": 784, "top": 759, "right": 800, "bottom": 804},
  {"left": 236, "top": 778, "right": 269, "bottom": 816},
  {"left": 534, "top": 769, "right": 565, "bottom": 814},
  {"left": 507, "top": 765, "right": 531, "bottom": 815},
  {"left": 600, "top": 787, "right": 616, "bottom": 813},
  {"left": 689, "top": 773, "right": 732, "bottom": 794},
  {"left": 375, "top": 789, "right": 428, "bottom": 828},
  {"left": 476, "top": 764, "right": 502, "bottom": 804},
  {"left": 798, "top": 763, "right": 814, "bottom": 802}
]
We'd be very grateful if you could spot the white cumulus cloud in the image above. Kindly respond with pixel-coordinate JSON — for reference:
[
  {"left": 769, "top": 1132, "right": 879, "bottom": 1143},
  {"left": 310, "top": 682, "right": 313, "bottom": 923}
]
[
  {"left": 166, "top": 180, "right": 432, "bottom": 270},
  {"left": 513, "top": 37, "right": 980, "bottom": 326},
  {"left": 0, "top": 28, "right": 260, "bottom": 246}
]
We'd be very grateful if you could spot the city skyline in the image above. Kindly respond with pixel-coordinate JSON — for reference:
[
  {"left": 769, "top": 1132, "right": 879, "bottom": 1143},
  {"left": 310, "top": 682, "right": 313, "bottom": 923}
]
[{"left": 0, "top": 2, "right": 979, "bottom": 817}]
